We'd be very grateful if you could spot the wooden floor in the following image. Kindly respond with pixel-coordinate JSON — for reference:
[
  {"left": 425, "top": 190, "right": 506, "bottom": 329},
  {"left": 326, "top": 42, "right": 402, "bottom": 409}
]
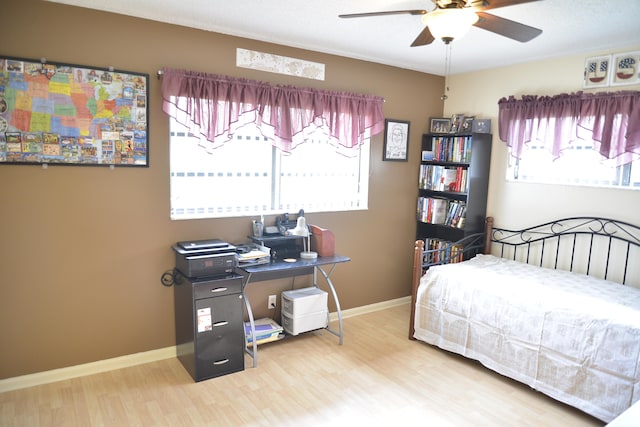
[{"left": 1, "top": 303, "right": 604, "bottom": 426}]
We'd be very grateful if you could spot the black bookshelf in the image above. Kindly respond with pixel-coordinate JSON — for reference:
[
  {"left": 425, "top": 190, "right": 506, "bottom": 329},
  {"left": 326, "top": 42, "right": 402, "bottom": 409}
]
[{"left": 416, "top": 132, "right": 492, "bottom": 259}]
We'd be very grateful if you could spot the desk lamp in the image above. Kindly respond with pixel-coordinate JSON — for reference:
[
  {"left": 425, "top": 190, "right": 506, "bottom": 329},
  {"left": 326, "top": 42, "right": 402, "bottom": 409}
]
[{"left": 290, "top": 216, "right": 317, "bottom": 260}]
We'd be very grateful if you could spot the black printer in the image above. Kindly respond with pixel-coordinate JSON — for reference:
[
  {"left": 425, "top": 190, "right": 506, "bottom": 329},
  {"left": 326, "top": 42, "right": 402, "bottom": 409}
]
[{"left": 172, "top": 239, "right": 237, "bottom": 278}]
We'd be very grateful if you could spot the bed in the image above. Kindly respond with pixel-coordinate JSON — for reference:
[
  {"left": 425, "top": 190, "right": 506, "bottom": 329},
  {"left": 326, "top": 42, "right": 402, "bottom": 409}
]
[{"left": 409, "top": 217, "right": 640, "bottom": 423}]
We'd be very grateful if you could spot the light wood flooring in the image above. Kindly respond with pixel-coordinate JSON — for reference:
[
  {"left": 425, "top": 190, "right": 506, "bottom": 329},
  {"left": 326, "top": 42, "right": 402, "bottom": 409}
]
[{"left": 1, "top": 303, "right": 603, "bottom": 426}]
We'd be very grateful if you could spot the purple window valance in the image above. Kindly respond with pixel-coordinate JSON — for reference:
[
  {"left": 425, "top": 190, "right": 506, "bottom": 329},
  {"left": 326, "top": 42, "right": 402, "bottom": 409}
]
[
  {"left": 498, "top": 91, "right": 640, "bottom": 164},
  {"left": 161, "top": 67, "right": 386, "bottom": 154}
]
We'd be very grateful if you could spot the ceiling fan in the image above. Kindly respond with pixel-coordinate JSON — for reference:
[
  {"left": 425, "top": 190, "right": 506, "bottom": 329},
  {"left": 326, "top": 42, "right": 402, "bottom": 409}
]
[{"left": 339, "top": 0, "right": 543, "bottom": 46}]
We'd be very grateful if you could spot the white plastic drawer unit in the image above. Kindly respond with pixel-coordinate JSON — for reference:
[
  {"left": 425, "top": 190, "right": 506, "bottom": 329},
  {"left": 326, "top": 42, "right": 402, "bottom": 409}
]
[
  {"left": 281, "top": 310, "right": 328, "bottom": 335},
  {"left": 281, "top": 287, "right": 328, "bottom": 335},
  {"left": 281, "top": 287, "right": 328, "bottom": 317}
]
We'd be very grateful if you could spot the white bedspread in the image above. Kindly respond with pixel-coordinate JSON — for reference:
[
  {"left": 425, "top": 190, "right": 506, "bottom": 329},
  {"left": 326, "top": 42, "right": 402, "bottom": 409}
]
[{"left": 413, "top": 254, "right": 640, "bottom": 422}]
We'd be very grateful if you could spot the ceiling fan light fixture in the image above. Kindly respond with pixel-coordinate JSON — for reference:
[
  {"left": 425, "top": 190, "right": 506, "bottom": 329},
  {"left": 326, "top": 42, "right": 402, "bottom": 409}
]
[{"left": 422, "top": 8, "right": 479, "bottom": 43}]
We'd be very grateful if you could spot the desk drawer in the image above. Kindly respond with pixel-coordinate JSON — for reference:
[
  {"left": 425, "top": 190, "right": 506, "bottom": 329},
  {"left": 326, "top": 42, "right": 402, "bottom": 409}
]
[{"left": 193, "top": 275, "right": 242, "bottom": 299}]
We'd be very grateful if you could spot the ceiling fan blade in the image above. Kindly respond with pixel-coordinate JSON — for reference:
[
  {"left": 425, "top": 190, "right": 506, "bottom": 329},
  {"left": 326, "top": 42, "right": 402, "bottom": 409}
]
[
  {"left": 339, "top": 9, "right": 427, "bottom": 19},
  {"left": 411, "top": 26, "right": 436, "bottom": 47},
  {"left": 474, "top": 11, "right": 542, "bottom": 42},
  {"left": 472, "top": 0, "right": 542, "bottom": 11}
]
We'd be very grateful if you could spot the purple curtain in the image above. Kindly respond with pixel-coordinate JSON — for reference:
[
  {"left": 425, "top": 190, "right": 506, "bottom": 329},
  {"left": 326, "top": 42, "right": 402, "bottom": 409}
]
[
  {"left": 498, "top": 91, "right": 640, "bottom": 164},
  {"left": 161, "top": 67, "right": 385, "bottom": 153}
]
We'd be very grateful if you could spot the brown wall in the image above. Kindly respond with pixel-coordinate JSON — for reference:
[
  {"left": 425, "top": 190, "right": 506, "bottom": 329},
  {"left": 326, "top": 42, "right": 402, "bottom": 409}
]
[{"left": 1, "top": 0, "right": 443, "bottom": 378}]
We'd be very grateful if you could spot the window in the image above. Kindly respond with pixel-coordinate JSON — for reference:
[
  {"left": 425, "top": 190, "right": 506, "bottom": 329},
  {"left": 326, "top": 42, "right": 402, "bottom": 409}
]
[
  {"left": 160, "top": 67, "right": 384, "bottom": 219},
  {"left": 170, "top": 118, "right": 370, "bottom": 219},
  {"left": 507, "top": 140, "right": 640, "bottom": 188},
  {"left": 499, "top": 91, "right": 640, "bottom": 189}
]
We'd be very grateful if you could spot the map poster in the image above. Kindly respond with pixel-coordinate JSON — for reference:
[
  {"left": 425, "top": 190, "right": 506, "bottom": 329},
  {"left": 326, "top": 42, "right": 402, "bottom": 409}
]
[{"left": 0, "top": 56, "right": 149, "bottom": 167}]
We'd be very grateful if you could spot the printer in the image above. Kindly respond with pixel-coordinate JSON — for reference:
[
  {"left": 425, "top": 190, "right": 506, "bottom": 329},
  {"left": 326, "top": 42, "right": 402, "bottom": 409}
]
[{"left": 172, "top": 239, "right": 237, "bottom": 278}]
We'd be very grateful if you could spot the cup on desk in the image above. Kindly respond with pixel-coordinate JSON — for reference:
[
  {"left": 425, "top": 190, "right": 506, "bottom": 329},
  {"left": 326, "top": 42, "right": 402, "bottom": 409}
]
[{"left": 252, "top": 220, "right": 264, "bottom": 237}]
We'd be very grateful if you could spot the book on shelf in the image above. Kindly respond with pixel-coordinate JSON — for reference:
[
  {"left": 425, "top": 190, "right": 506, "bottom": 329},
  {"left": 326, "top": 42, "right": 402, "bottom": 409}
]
[
  {"left": 417, "top": 197, "right": 467, "bottom": 227},
  {"left": 445, "top": 201, "right": 466, "bottom": 228},
  {"left": 441, "top": 167, "right": 458, "bottom": 192},
  {"left": 418, "top": 164, "right": 468, "bottom": 192},
  {"left": 431, "top": 198, "right": 448, "bottom": 224},
  {"left": 423, "top": 238, "right": 465, "bottom": 265},
  {"left": 430, "top": 135, "right": 472, "bottom": 163}
]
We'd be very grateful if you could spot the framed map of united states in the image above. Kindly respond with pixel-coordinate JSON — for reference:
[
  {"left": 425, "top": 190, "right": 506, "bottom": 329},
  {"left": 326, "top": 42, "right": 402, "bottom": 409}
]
[{"left": 0, "top": 56, "right": 149, "bottom": 167}]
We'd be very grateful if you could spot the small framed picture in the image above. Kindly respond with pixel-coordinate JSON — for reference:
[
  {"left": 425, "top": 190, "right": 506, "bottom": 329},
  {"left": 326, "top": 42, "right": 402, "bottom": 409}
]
[
  {"left": 461, "top": 117, "right": 474, "bottom": 133},
  {"left": 583, "top": 55, "right": 611, "bottom": 89},
  {"left": 383, "top": 119, "right": 410, "bottom": 161},
  {"left": 430, "top": 118, "right": 451, "bottom": 134},
  {"left": 610, "top": 51, "right": 640, "bottom": 86},
  {"left": 472, "top": 118, "right": 491, "bottom": 133},
  {"left": 421, "top": 150, "right": 434, "bottom": 161},
  {"left": 450, "top": 114, "right": 464, "bottom": 133}
]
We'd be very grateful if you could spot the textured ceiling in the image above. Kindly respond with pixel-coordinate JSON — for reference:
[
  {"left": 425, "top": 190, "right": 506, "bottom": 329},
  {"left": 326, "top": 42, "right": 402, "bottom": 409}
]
[{"left": 48, "top": 0, "right": 640, "bottom": 75}]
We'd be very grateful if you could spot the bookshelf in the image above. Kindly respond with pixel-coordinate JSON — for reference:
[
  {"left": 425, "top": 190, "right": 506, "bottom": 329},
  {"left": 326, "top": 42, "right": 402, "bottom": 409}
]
[{"left": 417, "top": 132, "right": 492, "bottom": 264}]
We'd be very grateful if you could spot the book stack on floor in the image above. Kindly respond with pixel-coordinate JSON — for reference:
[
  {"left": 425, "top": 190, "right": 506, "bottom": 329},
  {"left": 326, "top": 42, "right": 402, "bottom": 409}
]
[{"left": 244, "top": 317, "right": 284, "bottom": 346}]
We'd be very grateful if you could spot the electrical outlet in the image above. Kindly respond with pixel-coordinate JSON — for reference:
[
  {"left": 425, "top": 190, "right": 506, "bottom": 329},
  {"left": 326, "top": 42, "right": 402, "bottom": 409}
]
[{"left": 268, "top": 294, "right": 277, "bottom": 309}]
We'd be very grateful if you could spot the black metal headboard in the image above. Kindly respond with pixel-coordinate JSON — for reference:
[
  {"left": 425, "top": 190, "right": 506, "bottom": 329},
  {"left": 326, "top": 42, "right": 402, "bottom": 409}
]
[{"left": 489, "top": 217, "right": 640, "bottom": 285}]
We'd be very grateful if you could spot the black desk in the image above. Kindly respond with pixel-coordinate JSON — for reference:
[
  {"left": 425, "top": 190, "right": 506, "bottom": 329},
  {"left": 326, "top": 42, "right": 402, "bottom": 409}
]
[{"left": 237, "top": 254, "right": 350, "bottom": 367}]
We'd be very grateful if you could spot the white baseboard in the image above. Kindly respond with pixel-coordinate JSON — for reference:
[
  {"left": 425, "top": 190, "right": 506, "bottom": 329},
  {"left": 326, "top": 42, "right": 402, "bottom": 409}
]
[
  {"left": 1, "top": 297, "right": 410, "bottom": 392},
  {"left": 330, "top": 295, "right": 410, "bottom": 321},
  {"left": 0, "top": 346, "right": 177, "bottom": 393}
]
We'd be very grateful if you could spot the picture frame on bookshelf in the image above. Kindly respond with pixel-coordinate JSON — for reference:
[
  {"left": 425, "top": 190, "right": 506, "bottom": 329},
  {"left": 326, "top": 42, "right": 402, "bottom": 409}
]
[
  {"left": 383, "top": 118, "right": 410, "bottom": 161},
  {"left": 421, "top": 150, "right": 434, "bottom": 161},
  {"left": 472, "top": 119, "right": 491, "bottom": 133},
  {"left": 430, "top": 118, "right": 451, "bottom": 134},
  {"left": 461, "top": 117, "right": 474, "bottom": 133},
  {"left": 449, "top": 114, "right": 465, "bottom": 133}
]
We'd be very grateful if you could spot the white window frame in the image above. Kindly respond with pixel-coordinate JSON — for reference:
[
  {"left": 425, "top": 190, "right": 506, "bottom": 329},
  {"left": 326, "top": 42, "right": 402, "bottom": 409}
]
[
  {"left": 169, "top": 119, "right": 370, "bottom": 220},
  {"left": 506, "top": 138, "right": 640, "bottom": 189}
]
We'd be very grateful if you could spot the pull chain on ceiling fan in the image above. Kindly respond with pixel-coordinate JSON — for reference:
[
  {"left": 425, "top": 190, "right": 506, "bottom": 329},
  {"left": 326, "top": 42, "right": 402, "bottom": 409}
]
[{"left": 442, "top": 42, "right": 453, "bottom": 101}]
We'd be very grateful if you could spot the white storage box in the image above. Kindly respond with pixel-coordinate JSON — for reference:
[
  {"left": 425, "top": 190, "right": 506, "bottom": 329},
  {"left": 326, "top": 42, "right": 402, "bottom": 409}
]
[
  {"left": 281, "top": 287, "right": 328, "bottom": 317},
  {"left": 281, "top": 309, "right": 328, "bottom": 335}
]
